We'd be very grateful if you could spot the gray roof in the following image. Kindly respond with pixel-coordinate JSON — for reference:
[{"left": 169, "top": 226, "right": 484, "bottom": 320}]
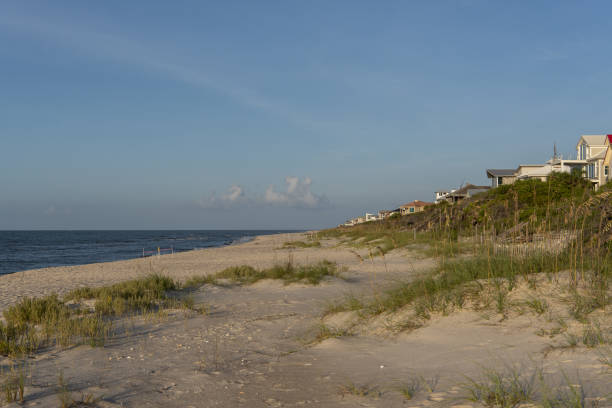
[
  {"left": 486, "top": 169, "right": 516, "bottom": 177},
  {"left": 451, "top": 183, "right": 490, "bottom": 196}
]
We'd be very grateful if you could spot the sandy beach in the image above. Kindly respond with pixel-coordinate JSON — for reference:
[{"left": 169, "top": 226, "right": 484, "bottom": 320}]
[{"left": 0, "top": 232, "right": 609, "bottom": 407}]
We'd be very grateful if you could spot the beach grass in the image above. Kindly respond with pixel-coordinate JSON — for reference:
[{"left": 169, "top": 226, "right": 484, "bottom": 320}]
[
  {"left": 0, "top": 259, "right": 340, "bottom": 357},
  {"left": 282, "top": 240, "right": 321, "bottom": 249},
  {"left": 186, "top": 259, "right": 340, "bottom": 287}
]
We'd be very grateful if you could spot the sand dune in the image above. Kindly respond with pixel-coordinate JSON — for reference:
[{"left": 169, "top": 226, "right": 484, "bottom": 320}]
[{"left": 0, "top": 233, "right": 609, "bottom": 407}]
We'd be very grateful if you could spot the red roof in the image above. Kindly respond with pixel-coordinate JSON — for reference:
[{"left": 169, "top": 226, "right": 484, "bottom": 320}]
[
  {"left": 400, "top": 200, "right": 433, "bottom": 208},
  {"left": 608, "top": 134, "right": 612, "bottom": 144}
]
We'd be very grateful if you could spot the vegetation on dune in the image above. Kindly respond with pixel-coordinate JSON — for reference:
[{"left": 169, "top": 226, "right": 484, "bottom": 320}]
[
  {"left": 64, "top": 274, "right": 179, "bottom": 316},
  {"left": 282, "top": 240, "right": 321, "bottom": 249},
  {"left": 0, "top": 274, "right": 195, "bottom": 357},
  {"left": 461, "top": 364, "right": 606, "bottom": 408},
  {"left": 0, "top": 258, "right": 340, "bottom": 358},
  {"left": 322, "top": 172, "right": 611, "bottom": 250},
  {"left": 322, "top": 172, "right": 612, "bottom": 333},
  {"left": 187, "top": 259, "right": 340, "bottom": 287}
]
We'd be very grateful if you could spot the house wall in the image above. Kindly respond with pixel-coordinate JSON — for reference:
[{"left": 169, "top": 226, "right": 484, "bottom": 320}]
[
  {"left": 489, "top": 176, "right": 516, "bottom": 188},
  {"left": 603, "top": 147, "right": 611, "bottom": 185},
  {"left": 400, "top": 206, "right": 426, "bottom": 215},
  {"left": 515, "top": 165, "right": 551, "bottom": 180}
]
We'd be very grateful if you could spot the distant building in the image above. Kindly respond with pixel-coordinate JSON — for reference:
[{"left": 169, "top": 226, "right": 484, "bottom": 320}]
[
  {"left": 445, "top": 184, "right": 490, "bottom": 204},
  {"left": 378, "top": 209, "right": 399, "bottom": 220},
  {"left": 486, "top": 169, "right": 516, "bottom": 188},
  {"left": 399, "top": 200, "right": 433, "bottom": 215},
  {"left": 434, "top": 190, "right": 454, "bottom": 204},
  {"left": 365, "top": 213, "right": 378, "bottom": 222}
]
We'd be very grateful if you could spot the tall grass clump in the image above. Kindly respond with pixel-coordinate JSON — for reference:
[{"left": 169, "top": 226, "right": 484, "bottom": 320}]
[
  {"left": 65, "top": 274, "right": 178, "bottom": 316},
  {"left": 213, "top": 260, "right": 340, "bottom": 285},
  {"left": 0, "top": 274, "right": 189, "bottom": 356},
  {"left": 282, "top": 240, "right": 321, "bottom": 249}
]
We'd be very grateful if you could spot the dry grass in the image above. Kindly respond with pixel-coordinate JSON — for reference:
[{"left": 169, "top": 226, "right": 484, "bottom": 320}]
[{"left": 186, "top": 259, "right": 341, "bottom": 287}]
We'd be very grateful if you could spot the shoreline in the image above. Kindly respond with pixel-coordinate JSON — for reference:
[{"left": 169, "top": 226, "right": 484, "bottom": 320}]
[
  {"left": 0, "top": 229, "right": 302, "bottom": 276},
  {"left": 0, "top": 231, "right": 309, "bottom": 313}
]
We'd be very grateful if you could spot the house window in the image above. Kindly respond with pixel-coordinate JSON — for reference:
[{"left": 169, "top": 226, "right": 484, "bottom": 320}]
[
  {"left": 579, "top": 143, "right": 587, "bottom": 160},
  {"left": 498, "top": 177, "right": 503, "bottom": 186},
  {"left": 410, "top": 207, "right": 415, "bottom": 213},
  {"left": 605, "top": 165, "right": 609, "bottom": 177},
  {"left": 588, "top": 163, "right": 595, "bottom": 179}
]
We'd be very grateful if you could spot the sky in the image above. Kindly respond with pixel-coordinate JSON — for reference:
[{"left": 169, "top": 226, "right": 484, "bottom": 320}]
[{"left": 1, "top": 1, "right": 611, "bottom": 230}]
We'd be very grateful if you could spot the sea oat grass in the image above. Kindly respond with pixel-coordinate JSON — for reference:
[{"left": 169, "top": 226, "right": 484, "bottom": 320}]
[
  {"left": 282, "top": 240, "right": 321, "bottom": 249},
  {"left": 187, "top": 260, "right": 340, "bottom": 287}
]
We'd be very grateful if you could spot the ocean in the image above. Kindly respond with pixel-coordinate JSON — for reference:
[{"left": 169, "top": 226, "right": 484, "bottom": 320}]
[{"left": 0, "top": 230, "right": 297, "bottom": 275}]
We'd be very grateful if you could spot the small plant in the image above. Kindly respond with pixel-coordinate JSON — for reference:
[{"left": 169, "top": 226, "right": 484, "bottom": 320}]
[
  {"left": 539, "top": 374, "right": 588, "bottom": 408},
  {"left": 57, "top": 371, "right": 99, "bottom": 408},
  {"left": 338, "top": 382, "right": 379, "bottom": 398},
  {"left": 581, "top": 322, "right": 606, "bottom": 348},
  {"left": 525, "top": 295, "right": 549, "bottom": 315},
  {"left": 562, "top": 333, "right": 580, "bottom": 349},
  {"left": 182, "top": 275, "right": 216, "bottom": 288},
  {"left": 461, "top": 365, "right": 537, "bottom": 408},
  {"left": 397, "top": 377, "right": 422, "bottom": 400},
  {"left": 397, "top": 374, "right": 439, "bottom": 400},
  {"left": 1, "top": 363, "right": 26, "bottom": 404},
  {"left": 314, "top": 324, "right": 352, "bottom": 343},
  {"left": 596, "top": 347, "right": 612, "bottom": 369},
  {"left": 323, "top": 293, "right": 364, "bottom": 316}
]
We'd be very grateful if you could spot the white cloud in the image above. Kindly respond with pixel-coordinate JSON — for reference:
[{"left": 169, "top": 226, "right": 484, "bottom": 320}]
[
  {"left": 222, "top": 185, "right": 244, "bottom": 202},
  {"left": 263, "top": 177, "right": 328, "bottom": 208},
  {"left": 198, "top": 177, "right": 330, "bottom": 210},
  {"left": 197, "top": 185, "right": 247, "bottom": 209}
]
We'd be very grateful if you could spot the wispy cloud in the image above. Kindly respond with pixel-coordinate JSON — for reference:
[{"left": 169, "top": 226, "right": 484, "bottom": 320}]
[
  {"left": 43, "top": 205, "right": 72, "bottom": 216},
  {"left": 197, "top": 185, "right": 248, "bottom": 209},
  {"left": 0, "top": 12, "right": 335, "bottom": 130},
  {"left": 43, "top": 205, "right": 56, "bottom": 215}
]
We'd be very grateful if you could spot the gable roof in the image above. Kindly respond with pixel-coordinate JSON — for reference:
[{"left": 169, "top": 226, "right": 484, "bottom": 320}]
[
  {"left": 588, "top": 149, "right": 607, "bottom": 161},
  {"left": 577, "top": 135, "right": 608, "bottom": 148},
  {"left": 486, "top": 169, "right": 516, "bottom": 178},
  {"left": 400, "top": 200, "right": 433, "bottom": 208}
]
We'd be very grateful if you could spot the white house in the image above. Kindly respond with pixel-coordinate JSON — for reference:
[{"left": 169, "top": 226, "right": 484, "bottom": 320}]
[
  {"left": 576, "top": 134, "right": 610, "bottom": 189},
  {"left": 434, "top": 190, "right": 455, "bottom": 203},
  {"left": 365, "top": 213, "right": 378, "bottom": 222}
]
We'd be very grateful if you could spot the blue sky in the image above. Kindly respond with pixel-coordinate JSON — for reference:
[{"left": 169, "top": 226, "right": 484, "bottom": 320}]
[{"left": 1, "top": 1, "right": 611, "bottom": 229}]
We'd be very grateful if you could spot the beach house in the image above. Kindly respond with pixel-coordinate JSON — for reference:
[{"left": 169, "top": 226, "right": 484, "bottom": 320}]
[
  {"left": 445, "top": 184, "right": 490, "bottom": 203},
  {"left": 486, "top": 169, "right": 516, "bottom": 188},
  {"left": 378, "top": 209, "right": 399, "bottom": 220},
  {"left": 434, "top": 190, "right": 455, "bottom": 204},
  {"left": 399, "top": 200, "right": 433, "bottom": 215},
  {"left": 365, "top": 213, "right": 378, "bottom": 222},
  {"left": 576, "top": 134, "right": 610, "bottom": 189}
]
